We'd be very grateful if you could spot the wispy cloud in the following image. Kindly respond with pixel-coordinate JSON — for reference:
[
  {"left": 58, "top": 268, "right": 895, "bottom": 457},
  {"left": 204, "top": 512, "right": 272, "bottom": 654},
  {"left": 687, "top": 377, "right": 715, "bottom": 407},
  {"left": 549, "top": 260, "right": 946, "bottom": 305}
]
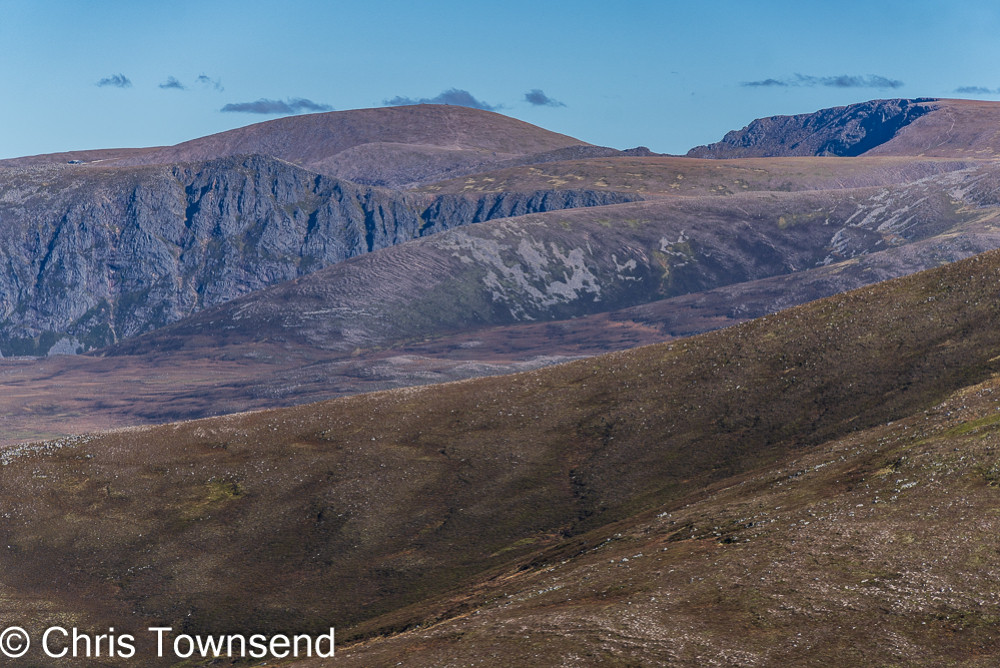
[
  {"left": 197, "top": 74, "right": 224, "bottom": 92},
  {"left": 220, "top": 98, "right": 333, "bottom": 114},
  {"left": 742, "top": 78, "right": 789, "bottom": 88},
  {"left": 96, "top": 73, "right": 132, "bottom": 88},
  {"left": 524, "top": 89, "right": 565, "bottom": 107},
  {"left": 383, "top": 88, "right": 499, "bottom": 111},
  {"left": 955, "top": 86, "right": 1000, "bottom": 95},
  {"left": 159, "top": 76, "right": 186, "bottom": 90},
  {"left": 742, "top": 74, "right": 904, "bottom": 89}
]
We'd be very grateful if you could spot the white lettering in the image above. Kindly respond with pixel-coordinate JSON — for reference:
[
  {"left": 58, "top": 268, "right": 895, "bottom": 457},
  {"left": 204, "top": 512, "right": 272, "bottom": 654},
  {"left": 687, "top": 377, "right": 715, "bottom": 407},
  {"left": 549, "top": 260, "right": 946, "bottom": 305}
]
[
  {"left": 42, "top": 627, "right": 68, "bottom": 658},
  {"left": 148, "top": 627, "right": 172, "bottom": 658}
]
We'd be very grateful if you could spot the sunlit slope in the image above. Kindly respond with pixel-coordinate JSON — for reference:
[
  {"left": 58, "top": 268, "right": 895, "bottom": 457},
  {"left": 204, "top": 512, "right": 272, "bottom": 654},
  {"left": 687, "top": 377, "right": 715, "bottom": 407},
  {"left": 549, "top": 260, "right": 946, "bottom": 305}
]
[
  {"left": 0, "top": 160, "right": 993, "bottom": 444},
  {"left": 417, "top": 154, "right": 977, "bottom": 197},
  {"left": 109, "top": 104, "right": 603, "bottom": 187}
]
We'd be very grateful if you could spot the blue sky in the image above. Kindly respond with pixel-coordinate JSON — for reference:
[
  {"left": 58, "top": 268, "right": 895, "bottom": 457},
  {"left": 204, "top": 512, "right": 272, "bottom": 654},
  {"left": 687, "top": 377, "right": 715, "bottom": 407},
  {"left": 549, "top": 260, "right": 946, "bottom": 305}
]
[{"left": 2, "top": 0, "right": 1000, "bottom": 159}]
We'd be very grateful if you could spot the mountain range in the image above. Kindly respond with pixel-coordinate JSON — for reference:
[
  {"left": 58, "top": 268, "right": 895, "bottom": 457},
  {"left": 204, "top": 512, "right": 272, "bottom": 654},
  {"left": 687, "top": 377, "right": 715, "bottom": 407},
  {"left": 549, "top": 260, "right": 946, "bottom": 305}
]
[
  {"left": 3, "top": 99, "right": 1000, "bottom": 443},
  {"left": 3, "top": 97, "right": 1000, "bottom": 665}
]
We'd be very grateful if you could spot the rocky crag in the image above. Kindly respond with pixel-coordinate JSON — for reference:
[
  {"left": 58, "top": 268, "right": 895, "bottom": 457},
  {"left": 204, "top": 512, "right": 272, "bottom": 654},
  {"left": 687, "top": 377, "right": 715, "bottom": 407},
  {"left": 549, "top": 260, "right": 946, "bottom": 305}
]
[
  {"left": 688, "top": 98, "right": 938, "bottom": 158},
  {"left": 0, "top": 155, "right": 639, "bottom": 356}
]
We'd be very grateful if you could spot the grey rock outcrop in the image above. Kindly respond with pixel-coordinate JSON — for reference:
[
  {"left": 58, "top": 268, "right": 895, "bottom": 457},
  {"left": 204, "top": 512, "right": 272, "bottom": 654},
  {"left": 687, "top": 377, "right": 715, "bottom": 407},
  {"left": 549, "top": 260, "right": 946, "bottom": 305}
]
[
  {"left": 687, "top": 99, "right": 937, "bottom": 158},
  {"left": 0, "top": 155, "right": 641, "bottom": 355}
]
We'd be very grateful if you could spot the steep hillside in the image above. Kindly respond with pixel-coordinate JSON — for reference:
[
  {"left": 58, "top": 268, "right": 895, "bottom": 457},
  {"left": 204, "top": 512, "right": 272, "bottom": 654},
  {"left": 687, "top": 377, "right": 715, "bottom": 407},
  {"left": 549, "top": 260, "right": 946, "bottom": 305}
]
[
  {"left": 333, "top": 367, "right": 1000, "bottom": 666},
  {"left": 865, "top": 98, "right": 1000, "bottom": 157},
  {"left": 688, "top": 98, "right": 1000, "bottom": 159},
  {"left": 3, "top": 246, "right": 1000, "bottom": 665},
  {"left": 0, "top": 156, "right": 639, "bottom": 356},
  {"left": 0, "top": 155, "right": 995, "bottom": 442},
  {"left": 0, "top": 159, "right": 979, "bottom": 442}
]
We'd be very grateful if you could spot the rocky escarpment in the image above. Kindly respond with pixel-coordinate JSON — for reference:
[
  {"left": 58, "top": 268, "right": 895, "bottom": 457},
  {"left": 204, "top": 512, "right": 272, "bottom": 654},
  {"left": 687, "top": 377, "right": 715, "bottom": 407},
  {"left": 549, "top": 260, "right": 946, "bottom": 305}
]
[
  {"left": 113, "top": 165, "right": 992, "bottom": 359},
  {"left": 687, "top": 98, "right": 937, "bottom": 158},
  {"left": 0, "top": 156, "right": 640, "bottom": 356}
]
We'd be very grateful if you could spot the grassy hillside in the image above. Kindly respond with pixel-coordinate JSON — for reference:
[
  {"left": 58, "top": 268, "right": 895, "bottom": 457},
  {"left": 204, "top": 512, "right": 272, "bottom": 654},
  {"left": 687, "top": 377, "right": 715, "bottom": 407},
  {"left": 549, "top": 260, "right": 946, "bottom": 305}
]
[
  {"left": 4, "top": 247, "right": 1000, "bottom": 663},
  {"left": 333, "top": 369, "right": 1000, "bottom": 666}
]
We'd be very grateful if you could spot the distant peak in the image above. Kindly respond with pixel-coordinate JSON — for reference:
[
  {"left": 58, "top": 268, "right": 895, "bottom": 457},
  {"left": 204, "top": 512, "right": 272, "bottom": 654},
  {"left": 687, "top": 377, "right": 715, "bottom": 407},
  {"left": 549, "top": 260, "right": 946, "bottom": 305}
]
[{"left": 688, "top": 98, "right": 940, "bottom": 158}]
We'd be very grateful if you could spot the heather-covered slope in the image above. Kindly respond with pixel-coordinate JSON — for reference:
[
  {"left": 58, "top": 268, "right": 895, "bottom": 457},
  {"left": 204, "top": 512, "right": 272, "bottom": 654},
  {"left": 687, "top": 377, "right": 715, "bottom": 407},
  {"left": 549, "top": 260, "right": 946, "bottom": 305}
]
[
  {"left": 9, "top": 102, "right": 1000, "bottom": 445},
  {"left": 106, "top": 104, "right": 609, "bottom": 187},
  {"left": 4, "top": 246, "right": 1000, "bottom": 665},
  {"left": 333, "top": 370, "right": 1000, "bottom": 666},
  {"left": 417, "top": 154, "right": 976, "bottom": 196}
]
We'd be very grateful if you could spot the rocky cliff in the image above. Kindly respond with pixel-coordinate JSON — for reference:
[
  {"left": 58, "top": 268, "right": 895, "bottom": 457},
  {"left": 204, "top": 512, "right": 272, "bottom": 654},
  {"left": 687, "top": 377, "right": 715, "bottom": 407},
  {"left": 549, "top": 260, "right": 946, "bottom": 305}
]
[
  {"left": 687, "top": 98, "right": 937, "bottom": 158},
  {"left": 113, "top": 164, "right": 992, "bottom": 360},
  {"left": 0, "top": 155, "right": 640, "bottom": 356}
]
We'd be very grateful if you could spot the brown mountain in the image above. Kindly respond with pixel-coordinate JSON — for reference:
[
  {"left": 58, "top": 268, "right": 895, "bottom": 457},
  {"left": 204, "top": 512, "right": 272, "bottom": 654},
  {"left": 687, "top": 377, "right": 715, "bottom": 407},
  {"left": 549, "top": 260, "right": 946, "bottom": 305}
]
[
  {"left": 6, "top": 97, "right": 1000, "bottom": 666},
  {"left": 106, "top": 104, "right": 622, "bottom": 187}
]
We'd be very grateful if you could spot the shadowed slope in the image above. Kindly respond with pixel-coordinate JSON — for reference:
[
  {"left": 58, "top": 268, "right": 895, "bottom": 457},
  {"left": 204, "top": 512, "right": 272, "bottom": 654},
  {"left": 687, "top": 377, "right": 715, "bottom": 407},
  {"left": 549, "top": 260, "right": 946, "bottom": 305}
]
[
  {"left": 4, "top": 247, "right": 1000, "bottom": 664},
  {"left": 331, "top": 365, "right": 1000, "bottom": 666}
]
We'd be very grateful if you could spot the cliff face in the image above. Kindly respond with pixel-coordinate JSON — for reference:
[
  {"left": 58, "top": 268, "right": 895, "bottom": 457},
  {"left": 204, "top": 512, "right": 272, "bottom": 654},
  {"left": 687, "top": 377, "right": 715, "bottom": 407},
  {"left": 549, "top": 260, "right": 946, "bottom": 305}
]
[
  {"left": 113, "top": 163, "right": 991, "bottom": 364},
  {"left": 687, "top": 99, "right": 937, "bottom": 158},
  {"left": 0, "top": 156, "right": 640, "bottom": 355}
]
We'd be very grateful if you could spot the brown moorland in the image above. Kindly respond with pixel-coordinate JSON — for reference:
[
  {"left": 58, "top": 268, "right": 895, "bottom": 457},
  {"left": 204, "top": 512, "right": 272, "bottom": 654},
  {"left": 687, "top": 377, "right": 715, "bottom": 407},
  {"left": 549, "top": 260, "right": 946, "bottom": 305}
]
[
  {"left": 107, "top": 103, "right": 608, "bottom": 188},
  {"left": 2, "top": 246, "right": 1000, "bottom": 664}
]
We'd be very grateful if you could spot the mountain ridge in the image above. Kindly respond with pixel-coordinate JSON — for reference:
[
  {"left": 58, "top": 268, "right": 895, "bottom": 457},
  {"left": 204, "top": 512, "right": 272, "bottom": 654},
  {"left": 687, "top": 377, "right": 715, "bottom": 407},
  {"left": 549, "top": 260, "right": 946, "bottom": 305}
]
[
  {"left": 5, "top": 97, "right": 1000, "bottom": 666},
  {"left": 687, "top": 97, "right": 1000, "bottom": 159}
]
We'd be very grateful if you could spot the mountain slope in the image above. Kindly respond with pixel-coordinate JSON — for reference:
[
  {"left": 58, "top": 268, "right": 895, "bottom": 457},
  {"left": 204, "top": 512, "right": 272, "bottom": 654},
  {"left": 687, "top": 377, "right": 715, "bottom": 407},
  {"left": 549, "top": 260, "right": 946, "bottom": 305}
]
[
  {"left": 417, "top": 153, "right": 977, "bottom": 196},
  {"left": 106, "top": 104, "right": 608, "bottom": 187},
  {"left": 3, "top": 245, "right": 1000, "bottom": 665},
  {"left": 0, "top": 157, "right": 983, "bottom": 441},
  {"left": 688, "top": 98, "right": 936, "bottom": 158},
  {"left": 0, "top": 155, "right": 995, "bottom": 442},
  {"left": 332, "top": 367, "right": 1000, "bottom": 666}
]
